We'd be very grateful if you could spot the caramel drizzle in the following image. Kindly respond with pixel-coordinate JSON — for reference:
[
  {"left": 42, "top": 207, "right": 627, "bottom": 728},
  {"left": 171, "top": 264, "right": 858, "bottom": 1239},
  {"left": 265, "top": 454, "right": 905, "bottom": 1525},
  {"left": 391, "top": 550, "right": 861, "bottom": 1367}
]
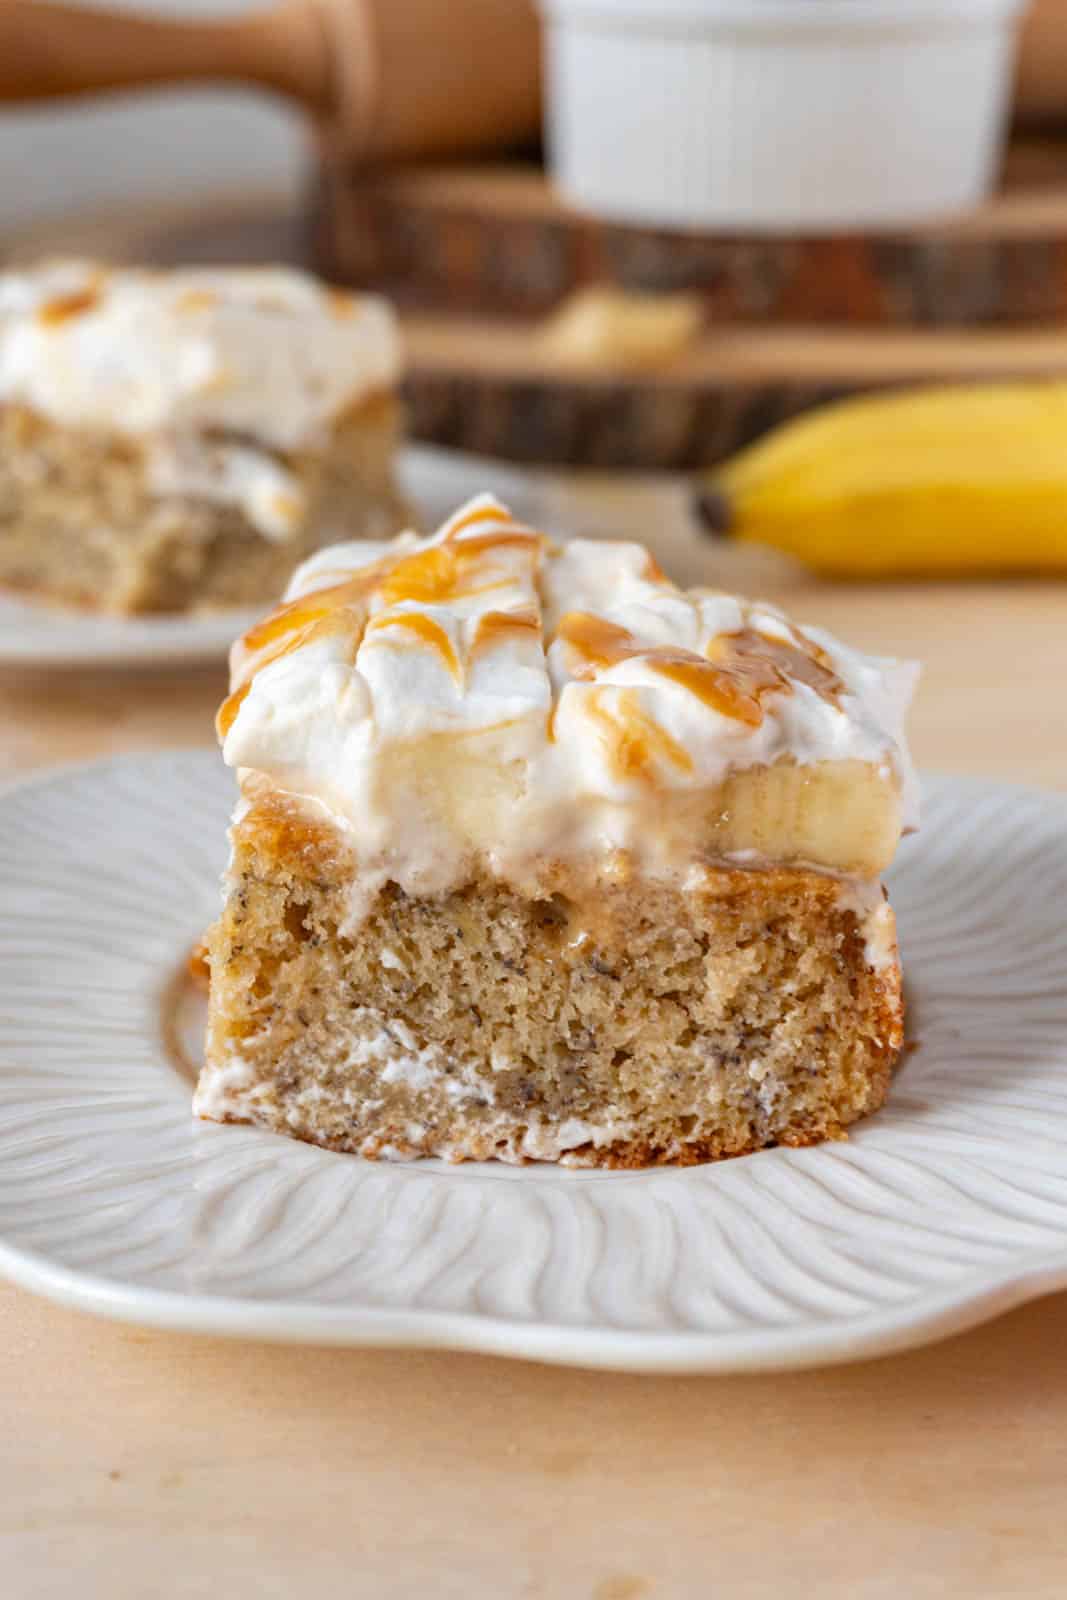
[
  {"left": 175, "top": 287, "right": 219, "bottom": 314},
  {"left": 446, "top": 500, "right": 511, "bottom": 538},
  {"left": 377, "top": 543, "right": 528, "bottom": 608},
  {"left": 216, "top": 609, "right": 360, "bottom": 739},
  {"left": 328, "top": 289, "right": 358, "bottom": 319},
  {"left": 365, "top": 612, "right": 462, "bottom": 683},
  {"left": 217, "top": 503, "right": 545, "bottom": 738},
  {"left": 238, "top": 507, "right": 531, "bottom": 658},
  {"left": 217, "top": 682, "right": 251, "bottom": 740},
  {"left": 467, "top": 605, "right": 538, "bottom": 653},
  {"left": 239, "top": 570, "right": 382, "bottom": 660},
  {"left": 556, "top": 613, "right": 842, "bottom": 730},
  {"left": 234, "top": 509, "right": 506, "bottom": 653},
  {"left": 37, "top": 285, "right": 101, "bottom": 326},
  {"left": 584, "top": 688, "right": 693, "bottom": 781},
  {"left": 706, "top": 626, "right": 842, "bottom": 706}
]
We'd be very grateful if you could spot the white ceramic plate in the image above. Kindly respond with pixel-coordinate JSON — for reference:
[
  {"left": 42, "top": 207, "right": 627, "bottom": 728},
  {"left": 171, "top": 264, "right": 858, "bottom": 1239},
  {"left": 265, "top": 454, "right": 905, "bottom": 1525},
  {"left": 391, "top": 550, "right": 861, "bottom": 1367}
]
[
  {"left": 0, "top": 448, "right": 566, "bottom": 670},
  {"left": 0, "top": 593, "right": 263, "bottom": 670},
  {"left": 1, "top": 752, "right": 1066, "bottom": 1373}
]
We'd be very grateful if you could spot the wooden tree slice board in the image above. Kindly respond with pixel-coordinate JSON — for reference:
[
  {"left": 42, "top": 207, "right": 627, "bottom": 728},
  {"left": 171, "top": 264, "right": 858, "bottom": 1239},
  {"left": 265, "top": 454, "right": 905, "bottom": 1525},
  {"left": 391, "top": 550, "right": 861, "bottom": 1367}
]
[
  {"left": 312, "top": 143, "right": 1067, "bottom": 328},
  {"left": 402, "top": 315, "right": 1067, "bottom": 468},
  {"left": 10, "top": 174, "right": 1067, "bottom": 469}
]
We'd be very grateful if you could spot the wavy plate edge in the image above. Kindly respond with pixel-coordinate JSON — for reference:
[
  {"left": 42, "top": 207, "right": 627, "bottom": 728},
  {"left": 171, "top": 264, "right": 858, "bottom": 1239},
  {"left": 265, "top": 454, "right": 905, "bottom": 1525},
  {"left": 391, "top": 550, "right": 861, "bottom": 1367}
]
[{"left": 4, "top": 1231, "right": 1067, "bottom": 1373}]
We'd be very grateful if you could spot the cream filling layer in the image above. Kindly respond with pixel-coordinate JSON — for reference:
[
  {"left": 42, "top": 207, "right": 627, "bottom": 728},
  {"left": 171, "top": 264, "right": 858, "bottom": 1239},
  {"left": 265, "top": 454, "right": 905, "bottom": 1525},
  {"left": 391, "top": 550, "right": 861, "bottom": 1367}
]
[{"left": 222, "top": 495, "right": 919, "bottom": 895}]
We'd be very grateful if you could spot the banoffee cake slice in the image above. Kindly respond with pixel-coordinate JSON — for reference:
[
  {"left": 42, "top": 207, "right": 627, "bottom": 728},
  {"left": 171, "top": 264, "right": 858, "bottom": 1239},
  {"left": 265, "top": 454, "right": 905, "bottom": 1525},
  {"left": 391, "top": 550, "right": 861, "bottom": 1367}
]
[
  {"left": 196, "top": 495, "right": 917, "bottom": 1166},
  {"left": 0, "top": 261, "right": 406, "bottom": 613}
]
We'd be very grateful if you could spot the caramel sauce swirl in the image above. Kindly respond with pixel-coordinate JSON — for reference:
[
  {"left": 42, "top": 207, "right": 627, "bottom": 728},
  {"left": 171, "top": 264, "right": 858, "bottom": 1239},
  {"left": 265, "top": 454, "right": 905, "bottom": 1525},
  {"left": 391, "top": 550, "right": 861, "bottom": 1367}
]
[
  {"left": 217, "top": 609, "right": 360, "bottom": 738},
  {"left": 377, "top": 542, "right": 524, "bottom": 608},
  {"left": 470, "top": 607, "right": 542, "bottom": 659},
  {"left": 220, "top": 504, "right": 545, "bottom": 739},
  {"left": 706, "top": 627, "right": 842, "bottom": 706},
  {"left": 37, "top": 285, "right": 101, "bottom": 326},
  {"left": 584, "top": 688, "right": 694, "bottom": 781},
  {"left": 175, "top": 287, "right": 219, "bottom": 314},
  {"left": 239, "top": 575, "right": 377, "bottom": 659},
  {"left": 556, "top": 613, "right": 842, "bottom": 730},
  {"left": 365, "top": 612, "right": 462, "bottom": 683}
]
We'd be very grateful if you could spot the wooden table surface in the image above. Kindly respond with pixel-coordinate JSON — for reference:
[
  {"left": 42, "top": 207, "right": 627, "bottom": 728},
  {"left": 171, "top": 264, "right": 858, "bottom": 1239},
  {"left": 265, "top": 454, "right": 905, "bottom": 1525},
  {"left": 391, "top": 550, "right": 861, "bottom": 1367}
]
[{"left": 3, "top": 493, "right": 1067, "bottom": 1595}]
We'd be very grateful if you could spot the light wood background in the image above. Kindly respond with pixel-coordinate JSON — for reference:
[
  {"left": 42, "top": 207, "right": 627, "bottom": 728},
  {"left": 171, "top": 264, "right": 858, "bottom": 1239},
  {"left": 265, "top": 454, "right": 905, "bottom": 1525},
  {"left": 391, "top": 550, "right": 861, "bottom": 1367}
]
[{"left": 4, "top": 488, "right": 1067, "bottom": 1595}]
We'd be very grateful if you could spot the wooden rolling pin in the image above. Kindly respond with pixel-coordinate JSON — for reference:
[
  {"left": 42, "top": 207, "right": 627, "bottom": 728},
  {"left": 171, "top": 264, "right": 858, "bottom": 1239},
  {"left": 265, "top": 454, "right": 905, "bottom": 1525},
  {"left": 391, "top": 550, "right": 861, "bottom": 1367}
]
[
  {"left": 1017, "top": 0, "right": 1067, "bottom": 124},
  {"left": 0, "top": 0, "right": 1062, "bottom": 169},
  {"left": 0, "top": 0, "right": 542, "bottom": 161}
]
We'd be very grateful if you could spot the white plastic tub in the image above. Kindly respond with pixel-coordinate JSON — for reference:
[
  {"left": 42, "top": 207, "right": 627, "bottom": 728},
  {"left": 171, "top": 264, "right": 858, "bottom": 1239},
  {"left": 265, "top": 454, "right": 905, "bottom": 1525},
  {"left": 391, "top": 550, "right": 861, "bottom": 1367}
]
[{"left": 539, "top": 0, "right": 1027, "bottom": 231}]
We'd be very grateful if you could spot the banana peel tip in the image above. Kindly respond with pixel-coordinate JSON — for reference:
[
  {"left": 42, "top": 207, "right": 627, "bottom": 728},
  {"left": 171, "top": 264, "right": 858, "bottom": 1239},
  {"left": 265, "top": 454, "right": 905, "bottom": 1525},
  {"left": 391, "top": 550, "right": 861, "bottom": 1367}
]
[{"left": 694, "top": 485, "right": 732, "bottom": 539}]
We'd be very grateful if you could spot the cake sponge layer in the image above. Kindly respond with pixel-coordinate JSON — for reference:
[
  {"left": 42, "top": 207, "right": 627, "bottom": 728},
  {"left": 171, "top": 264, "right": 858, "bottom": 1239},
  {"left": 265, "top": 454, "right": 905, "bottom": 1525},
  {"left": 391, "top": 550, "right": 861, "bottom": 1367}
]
[
  {"left": 0, "top": 396, "right": 404, "bottom": 613},
  {"left": 198, "top": 796, "right": 904, "bottom": 1167}
]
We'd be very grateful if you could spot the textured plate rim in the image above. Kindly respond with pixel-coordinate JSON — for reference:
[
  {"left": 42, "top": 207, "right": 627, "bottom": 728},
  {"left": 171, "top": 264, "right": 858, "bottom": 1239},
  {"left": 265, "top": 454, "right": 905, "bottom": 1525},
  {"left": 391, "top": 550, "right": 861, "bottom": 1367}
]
[
  {"left": 3, "top": 1228, "right": 1067, "bottom": 1373},
  {"left": 2, "top": 753, "right": 1067, "bottom": 1373}
]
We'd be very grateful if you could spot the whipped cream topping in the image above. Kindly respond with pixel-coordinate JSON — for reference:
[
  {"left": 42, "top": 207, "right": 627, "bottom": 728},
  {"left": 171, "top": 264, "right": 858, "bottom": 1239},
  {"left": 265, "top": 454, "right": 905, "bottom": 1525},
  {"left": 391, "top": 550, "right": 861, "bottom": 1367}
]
[
  {"left": 220, "top": 495, "right": 918, "bottom": 895},
  {"left": 0, "top": 261, "right": 400, "bottom": 539}
]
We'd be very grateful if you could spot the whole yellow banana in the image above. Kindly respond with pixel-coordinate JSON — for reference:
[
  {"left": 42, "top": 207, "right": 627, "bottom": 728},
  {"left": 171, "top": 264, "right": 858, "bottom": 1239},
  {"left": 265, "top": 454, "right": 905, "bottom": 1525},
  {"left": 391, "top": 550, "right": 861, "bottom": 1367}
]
[{"left": 696, "top": 382, "right": 1067, "bottom": 577}]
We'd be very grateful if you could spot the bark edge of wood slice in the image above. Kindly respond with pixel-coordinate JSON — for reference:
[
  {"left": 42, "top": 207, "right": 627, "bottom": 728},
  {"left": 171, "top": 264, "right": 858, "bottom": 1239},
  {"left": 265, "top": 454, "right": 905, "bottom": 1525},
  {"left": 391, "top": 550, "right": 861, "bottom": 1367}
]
[{"left": 312, "top": 143, "right": 1067, "bottom": 330}]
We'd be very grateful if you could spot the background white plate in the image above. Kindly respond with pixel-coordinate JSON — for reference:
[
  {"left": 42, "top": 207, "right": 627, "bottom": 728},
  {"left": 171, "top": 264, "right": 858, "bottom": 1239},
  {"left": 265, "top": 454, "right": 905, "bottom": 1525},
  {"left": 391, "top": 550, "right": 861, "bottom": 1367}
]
[
  {"left": 1, "top": 752, "right": 1065, "bottom": 1373},
  {"left": 0, "top": 593, "right": 261, "bottom": 670}
]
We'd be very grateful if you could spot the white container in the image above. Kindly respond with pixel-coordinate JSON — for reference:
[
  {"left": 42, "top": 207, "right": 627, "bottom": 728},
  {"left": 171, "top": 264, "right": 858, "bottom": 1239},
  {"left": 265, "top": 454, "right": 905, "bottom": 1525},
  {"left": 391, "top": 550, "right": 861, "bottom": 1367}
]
[{"left": 539, "top": 0, "right": 1027, "bottom": 231}]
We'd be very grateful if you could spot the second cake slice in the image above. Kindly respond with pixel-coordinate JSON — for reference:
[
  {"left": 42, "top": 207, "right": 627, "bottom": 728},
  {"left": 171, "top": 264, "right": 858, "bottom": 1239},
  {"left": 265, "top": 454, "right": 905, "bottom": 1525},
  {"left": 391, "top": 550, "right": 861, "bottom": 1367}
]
[{"left": 0, "top": 261, "right": 406, "bottom": 613}]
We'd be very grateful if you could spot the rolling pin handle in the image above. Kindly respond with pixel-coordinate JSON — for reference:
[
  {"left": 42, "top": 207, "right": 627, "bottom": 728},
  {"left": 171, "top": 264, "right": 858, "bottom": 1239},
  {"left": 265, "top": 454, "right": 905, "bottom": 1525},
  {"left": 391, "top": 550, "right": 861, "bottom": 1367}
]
[
  {"left": 0, "top": 0, "right": 334, "bottom": 113},
  {"left": 0, "top": 0, "right": 542, "bottom": 163}
]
